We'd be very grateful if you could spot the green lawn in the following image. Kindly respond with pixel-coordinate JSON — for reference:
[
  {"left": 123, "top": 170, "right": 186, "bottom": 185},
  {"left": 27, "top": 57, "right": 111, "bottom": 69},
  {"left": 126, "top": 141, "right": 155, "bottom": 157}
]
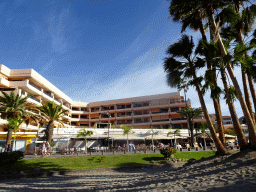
[{"left": 0, "top": 151, "right": 216, "bottom": 174}]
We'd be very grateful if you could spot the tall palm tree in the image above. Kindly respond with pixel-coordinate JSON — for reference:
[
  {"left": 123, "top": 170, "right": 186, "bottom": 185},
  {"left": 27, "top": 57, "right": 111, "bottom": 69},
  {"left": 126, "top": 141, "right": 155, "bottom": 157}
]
[
  {"left": 37, "top": 101, "right": 68, "bottom": 142},
  {"left": 167, "top": 129, "right": 181, "bottom": 146},
  {"left": 169, "top": 0, "right": 252, "bottom": 150},
  {"left": 169, "top": 0, "right": 226, "bottom": 146},
  {"left": 164, "top": 35, "right": 227, "bottom": 154},
  {"left": 195, "top": 122, "right": 210, "bottom": 148},
  {"left": 218, "top": 1, "right": 256, "bottom": 122},
  {"left": 120, "top": 125, "right": 133, "bottom": 152},
  {"left": 5, "top": 115, "right": 26, "bottom": 151},
  {"left": 146, "top": 128, "right": 159, "bottom": 150},
  {"left": 77, "top": 128, "right": 93, "bottom": 153},
  {"left": 200, "top": 0, "right": 256, "bottom": 149},
  {"left": 0, "top": 91, "right": 37, "bottom": 151},
  {"left": 178, "top": 107, "right": 202, "bottom": 147},
  {"left": 199, "top": 40, "right": 248, "bottom": 150}
]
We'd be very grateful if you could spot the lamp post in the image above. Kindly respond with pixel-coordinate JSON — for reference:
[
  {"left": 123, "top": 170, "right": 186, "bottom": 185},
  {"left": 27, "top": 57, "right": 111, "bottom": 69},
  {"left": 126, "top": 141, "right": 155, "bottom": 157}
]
[{"left": 107, "top": 112, "right": 111, "bottom": 152}]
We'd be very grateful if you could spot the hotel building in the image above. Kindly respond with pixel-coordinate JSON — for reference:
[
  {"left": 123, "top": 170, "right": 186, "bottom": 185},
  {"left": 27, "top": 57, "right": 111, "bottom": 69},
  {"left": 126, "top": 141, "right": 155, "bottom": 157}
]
[{"left": 0, "top": 64, "right": 206, "bottom": 131}]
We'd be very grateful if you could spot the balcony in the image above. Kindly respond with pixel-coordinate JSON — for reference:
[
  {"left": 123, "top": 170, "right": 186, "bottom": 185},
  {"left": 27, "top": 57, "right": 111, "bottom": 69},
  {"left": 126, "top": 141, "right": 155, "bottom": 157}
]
[
  {"left": 43, "top": 90, "right": 53, "bottom": 98},
  {"left": 63, "top": 115, "right": 71, "bottom": 120},
  {"left": 101, "top": 107, "right": 115, "bottom": 111},
  {"left": 10, "top": 80, "right": 42, "bottom": 96},
  {"left": 152, "top": 119, "right": 169, "bottom": 123},
  {"left": 91, "top": 108, "right": 100, "bottom": 112},
  {"left": 28, "top": 95, "right": 40, "bottom": 103},
  {"left": 0, "top": 77, "right": 10, "bottom": 87},
  {"left": 54, "top": 98, "right": 61, "bottom": 105},
  {"left": 134, "top": 119, "right": 150, "bottom": 124},
  {"left": 62, "top": 104, "right": 70, "bottom": 111},
  {"left": 133, "top": 102, "right": 149, "bottom": 108},
  {"left": 71, "top": 118, "right": 80, "bottom": 122}
]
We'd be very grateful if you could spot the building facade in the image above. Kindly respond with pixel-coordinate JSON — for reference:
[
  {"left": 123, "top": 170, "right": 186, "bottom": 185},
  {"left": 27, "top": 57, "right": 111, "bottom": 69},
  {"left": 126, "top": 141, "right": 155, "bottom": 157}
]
[
  {"left": 0, "top": 64, "right": 206, "bottom": 131},
  {"left": 71, "top": 93, "right": 193, "bottom": 129}
]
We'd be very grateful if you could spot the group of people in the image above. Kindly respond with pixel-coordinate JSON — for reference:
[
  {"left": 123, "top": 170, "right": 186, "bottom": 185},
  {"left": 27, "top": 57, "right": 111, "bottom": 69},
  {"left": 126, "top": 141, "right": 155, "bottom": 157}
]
[
  {"left": 41, "top": 141, "right": 51, "bottom": 157},
  {"left": 114, "top": 143, "right": 147, "bottom": 151}
]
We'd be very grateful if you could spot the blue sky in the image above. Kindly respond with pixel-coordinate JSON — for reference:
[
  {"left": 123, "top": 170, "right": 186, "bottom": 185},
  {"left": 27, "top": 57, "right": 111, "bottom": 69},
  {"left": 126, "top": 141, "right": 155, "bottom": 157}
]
[{"left": 0, "top": 0, "right": 247, "bottom": 117}]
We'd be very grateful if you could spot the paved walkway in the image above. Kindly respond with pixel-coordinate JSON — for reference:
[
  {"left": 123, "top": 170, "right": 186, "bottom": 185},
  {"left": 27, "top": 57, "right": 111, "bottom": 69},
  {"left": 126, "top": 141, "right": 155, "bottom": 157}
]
[{"left": 24, "top": 148, "right": 217, "bottom": 159}]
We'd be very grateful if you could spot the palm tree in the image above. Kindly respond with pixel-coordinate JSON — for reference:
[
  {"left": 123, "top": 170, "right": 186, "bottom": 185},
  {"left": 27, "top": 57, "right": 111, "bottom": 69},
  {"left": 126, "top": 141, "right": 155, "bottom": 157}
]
[
  {"left": 169, "top": 0, "right": 226, "bottom": 146},
  {"left": 37, "top": 101, "right": 68, "bottom": 142},
  {"left": 147, "top": 128, "right": 159, "bottom": 150},
  {"left": 178, "top": 107, "right": 202, "bottom": 147},
  {"left": 199, "top": 40, "right": 248, "bottom": 150},
  {"left": 167, "top": 129, "right": 181, "bottom": 147},
  {"left": 0, "top": 91, "right": 37, "bottom": 151},
  {"left": 120, "top": 125, "right": 133, "bottom": 151},
  {"left": 164, "top": 35, "right": 227, "bottom": 154},
  {"left": 168, "top": 0, "right": 256, "bottom": 149},
  {"left": 77, "top": 128, "right": 93, "bottom": 153},
  {"left": 195, "top": 122, "right": 209, "bottom": 148},
  {"left": 200, "top": 0, "right": 256, "bottom": 149},
  {"left": 5, "top": 116, "right": 25, "bottom": 151}
]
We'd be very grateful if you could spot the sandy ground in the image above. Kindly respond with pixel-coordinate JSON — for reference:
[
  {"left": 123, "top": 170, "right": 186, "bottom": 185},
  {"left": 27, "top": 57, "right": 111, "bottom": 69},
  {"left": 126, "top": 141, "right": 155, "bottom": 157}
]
[{"left": 0, "top": 150, "right": 256, "bottom": 192}]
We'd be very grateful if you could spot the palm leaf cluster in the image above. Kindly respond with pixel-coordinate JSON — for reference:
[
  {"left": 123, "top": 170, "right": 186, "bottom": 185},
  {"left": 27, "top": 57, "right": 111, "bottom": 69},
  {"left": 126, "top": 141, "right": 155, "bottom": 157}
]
[
  {"left": 0, "top": 91, "right": 38, "bottom": 151},
  {"left": 166, "top": 0, "right": 256, "bottom": 153},
  {"left": 37, "top": 101, "right": 68, "bottom": 142}
]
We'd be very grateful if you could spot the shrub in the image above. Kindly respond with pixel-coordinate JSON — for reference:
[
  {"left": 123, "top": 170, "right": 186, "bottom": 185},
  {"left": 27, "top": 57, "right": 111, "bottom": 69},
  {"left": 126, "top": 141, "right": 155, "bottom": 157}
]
[
  {"left": 49, "top": 142, "right": 55, "bottom": 147},
  {"left": 160, "top": 147, "right": 177, "bottom": 158},
  {"left": 0, "top": 151, "right": 24, "bottom": 166}
]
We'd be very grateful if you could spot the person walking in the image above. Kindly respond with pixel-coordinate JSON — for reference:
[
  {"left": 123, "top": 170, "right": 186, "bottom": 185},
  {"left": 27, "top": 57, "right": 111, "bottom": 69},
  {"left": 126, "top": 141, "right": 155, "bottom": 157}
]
[{"left": 41, "top": 141, "right": 47, "bottom": 157}]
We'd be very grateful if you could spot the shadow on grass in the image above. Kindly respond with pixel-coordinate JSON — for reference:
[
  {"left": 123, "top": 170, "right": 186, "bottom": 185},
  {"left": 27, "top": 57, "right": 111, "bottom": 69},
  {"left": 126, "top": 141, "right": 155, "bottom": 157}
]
[
  {"left": 143, "top": 156, "right": 165, "bottom": 162},
  {"left": 0, "top": 159, "right": 69, "bottom": 174}
]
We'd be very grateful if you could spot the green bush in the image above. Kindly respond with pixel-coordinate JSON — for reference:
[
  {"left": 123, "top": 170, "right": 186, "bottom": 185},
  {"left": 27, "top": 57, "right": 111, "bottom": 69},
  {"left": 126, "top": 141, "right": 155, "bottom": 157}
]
[
  {"left": 160, "top": 147, "right": 177, "bottom": 158},
  {"left": 0, "top": 151, "right": 24, "bottom": 166}
]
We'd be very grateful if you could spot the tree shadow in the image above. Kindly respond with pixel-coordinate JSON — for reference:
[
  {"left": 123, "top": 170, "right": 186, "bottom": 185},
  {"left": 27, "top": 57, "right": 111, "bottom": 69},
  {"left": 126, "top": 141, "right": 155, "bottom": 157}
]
[
  {"left": 143, "top": 156, "right": 165, "bottom": 162},
  {"left": 0, "top": 159, "right": 69, "bottom": 174}
]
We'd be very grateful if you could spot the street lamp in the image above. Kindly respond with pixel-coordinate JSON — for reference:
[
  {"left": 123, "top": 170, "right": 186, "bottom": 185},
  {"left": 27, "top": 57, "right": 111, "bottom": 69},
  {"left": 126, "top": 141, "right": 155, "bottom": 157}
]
[{"left": 107, "top": 112, "right": 111, "bottom": 151}]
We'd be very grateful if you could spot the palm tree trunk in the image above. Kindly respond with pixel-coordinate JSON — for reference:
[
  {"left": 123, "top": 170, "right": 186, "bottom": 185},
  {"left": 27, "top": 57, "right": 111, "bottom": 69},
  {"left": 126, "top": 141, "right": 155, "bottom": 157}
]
[
  {"left": 199, "top": 15, "right": 225, "bottom": 146},
  {"left": 5, "top": 128, "right": 13, "bottom": 152},
  {"left": 248, "top": 74, "right": 256, "bottom": 113},
  {"left": 193, "top": 72, "right": 227, "bottom": 154},
  {"left": 46, "top": 121, "right": 54, "bottom": 143},
  {"left": 207, "top": 10, "right": 256, "bottom": 149},
  {"left": 235, "top": 1, "right": 255, "bottom": 123},
  {"left": 220, "top": 67, "right": 248, "bottom": 150},
  {"left": 127, "top": 135, "right": 129, "bottom": 152},
  {"left": 241, "top": 69, "right": 255, "bottom": 124},
  {"left": 213, "top": 98, "right": 225, "bottom": 145},
  {"left": 190, "top": 121, "right": 195, "bottom": 147}
]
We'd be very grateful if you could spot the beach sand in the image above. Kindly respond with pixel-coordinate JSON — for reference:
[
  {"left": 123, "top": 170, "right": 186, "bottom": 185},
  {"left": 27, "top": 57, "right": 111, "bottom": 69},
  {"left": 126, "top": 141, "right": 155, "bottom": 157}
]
[{"left": 1, "top": 150, "right": 255, "bottom": 191}]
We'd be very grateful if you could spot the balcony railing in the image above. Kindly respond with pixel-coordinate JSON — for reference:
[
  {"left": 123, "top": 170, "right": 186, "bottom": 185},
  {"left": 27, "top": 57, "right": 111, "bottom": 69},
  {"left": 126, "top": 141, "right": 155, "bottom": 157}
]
[
  {"left": 133, "top": 103, "right": 149, "bottom": 108},
  {"left": 134, "top": 112, "right": 149, "bottom": 116},
  {"left": 171, "top": 117, "right": 186, "bottom": 121},
  {"left": 43, "top": 91, "right": 53, "bottom": 98},
  {"left": 91, "top": 109, "right": 100, "bottom": 112},
  {"left": 101, "top": 107, "right": 115, "bottom": 111},
  {"left": 134, "top": 119, "right": 150, "bottom": 124},
  {"left": 21, "top": 90, "right": 26, "bottom": 95},
  {"left": 152, "top": 110, "right": 168, "bottom": 114},
  {"left": 54, "top": 98, "right": 61, "bottom": 103},
  {"left": 29, "top": 95, "right": 40, "bottom": 103},
  {"left": 152, "top": 119, "right": 169, "bottom": 122},
  {"left": 28, "top": 81, "right": 41, "bottom": 91}
]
